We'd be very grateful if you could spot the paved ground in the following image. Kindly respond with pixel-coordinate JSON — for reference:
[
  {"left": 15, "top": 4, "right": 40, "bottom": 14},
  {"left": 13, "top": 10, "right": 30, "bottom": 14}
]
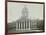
[{"left": 8, "top": 29, "right": 43, "bottom": 33}]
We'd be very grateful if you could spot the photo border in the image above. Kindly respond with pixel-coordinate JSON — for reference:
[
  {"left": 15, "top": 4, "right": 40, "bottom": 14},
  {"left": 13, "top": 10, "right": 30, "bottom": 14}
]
[{"left": 5, "top": 0, "right": 45, "bottom": 35}]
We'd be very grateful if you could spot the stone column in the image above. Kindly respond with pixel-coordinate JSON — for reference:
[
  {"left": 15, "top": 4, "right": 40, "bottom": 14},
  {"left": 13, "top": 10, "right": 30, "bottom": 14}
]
[
  {"left": 22, "top": 22, "right": 24, "bottom": 30},
  {"left": 29, "top": 20, "right": 30, "bottom": 30},
  {"left": 19, "top": 22, "right": 20, "bottom": 30},
  {"left": 21, "top": 22, "right": 22, "bottom": 30},
  {"left": 26, "top": 21, "right": 27, "bottom": 30},
  {"left": 16, "top": 22, "right": 18, "bottom": 30},
  {"left": 24, "top": 21, "right": 25, "bottom": 30}
]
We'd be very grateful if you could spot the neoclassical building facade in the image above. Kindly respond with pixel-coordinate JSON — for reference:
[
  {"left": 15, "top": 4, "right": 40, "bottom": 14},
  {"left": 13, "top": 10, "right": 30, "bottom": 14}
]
[{"left": 15, "top": 6, "right": 38, "bottom": 32}]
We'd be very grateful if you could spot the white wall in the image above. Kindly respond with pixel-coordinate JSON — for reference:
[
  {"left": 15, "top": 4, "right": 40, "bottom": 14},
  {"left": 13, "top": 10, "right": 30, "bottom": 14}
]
[{"left": 0, "top": 0, "right": 46, "bottom": 35}]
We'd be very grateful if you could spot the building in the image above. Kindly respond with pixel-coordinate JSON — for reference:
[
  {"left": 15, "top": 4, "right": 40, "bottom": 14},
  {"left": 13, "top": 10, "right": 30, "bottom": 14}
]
[{"left": 15, "top": 6, "right": 38, "bottom": 32}]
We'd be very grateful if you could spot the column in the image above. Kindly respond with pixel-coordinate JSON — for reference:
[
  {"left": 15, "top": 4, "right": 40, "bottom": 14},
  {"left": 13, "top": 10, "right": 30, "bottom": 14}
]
[
  {"left": 16, "top": 22, "right": 18, "bottom": 30},
  {"left": 24, "top": 21, "right": 25, "bottom": 30},
  {"left": 21, "top": 22, "right": 22, "bottom": 30},
  {"left": 22, "top": 22, "right": 24, "bottom": 29},
  {"left": 27, "top": 21, "right": 28, "bottom": 30},
  {"left": 19, "top": 22, "right": 20, "bottom": 30},
  {"left": 20, "top": 22, "right": 21, "bottom": 30},
  {"left": 26, "top": 21, "right": 27, "bottom": 30},
  {"left": 29, "top": 20, "right": 30, "bottom": 30},
  {"left": 18, "top": 22, "right": 19, "bottom": 30},
  {"left": 25, "top": 21, "right": 26, "bottom": 30}
]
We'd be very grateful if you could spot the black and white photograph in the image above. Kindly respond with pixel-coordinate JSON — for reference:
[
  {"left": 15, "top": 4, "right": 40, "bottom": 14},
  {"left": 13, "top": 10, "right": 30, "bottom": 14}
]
[{"left": 7, "top": 1, "right": 45, "bottom": 33}]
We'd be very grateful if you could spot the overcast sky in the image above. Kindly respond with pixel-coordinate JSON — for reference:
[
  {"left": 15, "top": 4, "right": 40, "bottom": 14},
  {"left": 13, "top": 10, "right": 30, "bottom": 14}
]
[{"left": 7, "top": 2, "right": 43, "bottom": 23}]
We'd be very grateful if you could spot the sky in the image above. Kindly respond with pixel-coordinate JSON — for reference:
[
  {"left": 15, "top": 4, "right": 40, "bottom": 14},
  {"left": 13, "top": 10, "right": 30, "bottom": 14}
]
[{"left": 7, "top": 2, "right": 43, "bottom": 23}]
